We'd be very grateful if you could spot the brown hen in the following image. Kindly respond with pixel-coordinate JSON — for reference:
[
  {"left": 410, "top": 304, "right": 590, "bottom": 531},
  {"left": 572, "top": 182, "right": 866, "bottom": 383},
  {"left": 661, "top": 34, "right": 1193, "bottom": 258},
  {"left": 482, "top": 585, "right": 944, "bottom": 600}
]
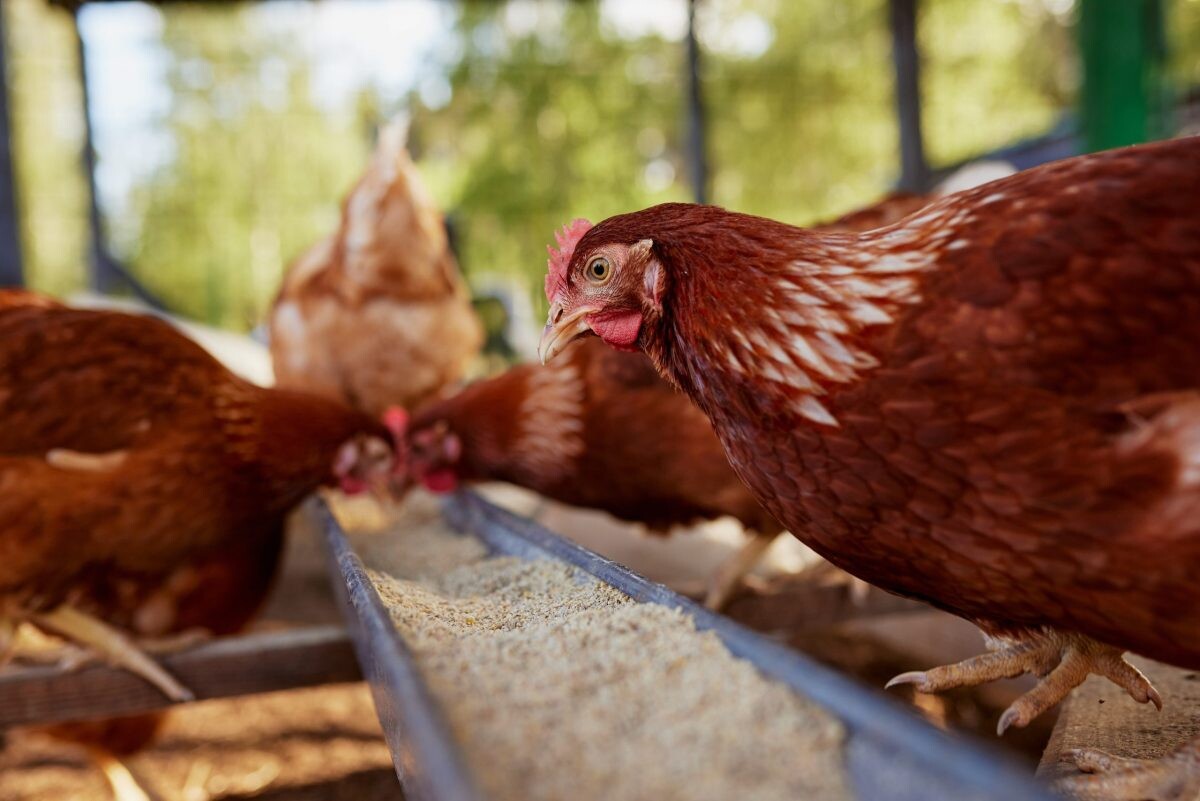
[
  {"left": 539, "top": 138, "right": 1200, "bottom": 799},
  {"left": 404, "top": 337, "right": 783, "bottom": 609},
  {"left": 0, "top": 290, "right": 393, "bottom": 797},
  {"left": 269, "top": 117, "right": 483, "bottom": 414},
  {"left": 401, "top": 191, "right": 946, "bottom": 610}
]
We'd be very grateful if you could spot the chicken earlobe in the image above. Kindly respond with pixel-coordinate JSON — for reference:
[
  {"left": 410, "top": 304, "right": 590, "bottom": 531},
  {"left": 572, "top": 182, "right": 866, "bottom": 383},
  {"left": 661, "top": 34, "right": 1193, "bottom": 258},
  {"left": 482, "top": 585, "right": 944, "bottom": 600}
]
[
  {"left": 885, "top": 629, "right": 1162, "bottom": 735},
  {"left": 31, "top": 606, "right": 194, "bottom": 702}
]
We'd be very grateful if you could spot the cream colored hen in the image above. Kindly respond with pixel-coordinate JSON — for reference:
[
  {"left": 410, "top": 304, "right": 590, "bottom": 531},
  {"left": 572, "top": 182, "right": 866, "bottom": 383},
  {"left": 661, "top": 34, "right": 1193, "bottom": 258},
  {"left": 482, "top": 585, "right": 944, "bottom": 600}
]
[{"left": 270, "top": 118, "right": 482, "bottom": 414}]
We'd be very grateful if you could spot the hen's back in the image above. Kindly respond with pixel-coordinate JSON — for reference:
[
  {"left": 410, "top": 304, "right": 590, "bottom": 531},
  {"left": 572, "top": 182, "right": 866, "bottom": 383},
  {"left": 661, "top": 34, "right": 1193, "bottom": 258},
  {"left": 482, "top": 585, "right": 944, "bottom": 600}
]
[{"left": 0, "top": 292, "right": 230, "bottom": 456}]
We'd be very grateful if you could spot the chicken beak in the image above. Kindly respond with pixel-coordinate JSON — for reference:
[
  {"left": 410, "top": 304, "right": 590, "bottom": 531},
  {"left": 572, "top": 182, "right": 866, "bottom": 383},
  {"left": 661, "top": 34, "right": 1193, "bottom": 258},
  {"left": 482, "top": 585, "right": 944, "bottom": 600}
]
[{"left": 538, "top": 304, "right": 596, "bottom": 365}]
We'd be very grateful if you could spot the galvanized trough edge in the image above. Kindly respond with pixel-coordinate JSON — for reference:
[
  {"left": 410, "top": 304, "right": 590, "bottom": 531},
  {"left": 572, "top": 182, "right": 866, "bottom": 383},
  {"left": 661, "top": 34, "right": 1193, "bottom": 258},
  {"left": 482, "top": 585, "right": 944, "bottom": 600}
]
[
  {"left": 312, "top": 497, "right": 484, "bottom": 801},
  {"left": 445, "top": 490, "right": 1059, "bottom": 801}
]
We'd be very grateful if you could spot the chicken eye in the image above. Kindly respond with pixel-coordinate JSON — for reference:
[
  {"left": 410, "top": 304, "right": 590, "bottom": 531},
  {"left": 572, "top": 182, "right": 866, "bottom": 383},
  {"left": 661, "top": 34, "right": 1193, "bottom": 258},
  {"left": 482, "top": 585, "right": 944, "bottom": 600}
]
[{"left": 586, "top": 257, "right": 612, "bottom": 284}]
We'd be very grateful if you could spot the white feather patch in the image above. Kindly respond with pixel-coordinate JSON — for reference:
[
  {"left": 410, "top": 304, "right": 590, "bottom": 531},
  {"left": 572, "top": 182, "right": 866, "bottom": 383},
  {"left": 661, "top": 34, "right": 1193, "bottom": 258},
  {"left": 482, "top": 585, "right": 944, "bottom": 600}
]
[
  {"left": 795, "top": 395, "right": 840, "bottom": 427},
  {"left": 513, "top": 362, "right": 586, "bottom": 479}
]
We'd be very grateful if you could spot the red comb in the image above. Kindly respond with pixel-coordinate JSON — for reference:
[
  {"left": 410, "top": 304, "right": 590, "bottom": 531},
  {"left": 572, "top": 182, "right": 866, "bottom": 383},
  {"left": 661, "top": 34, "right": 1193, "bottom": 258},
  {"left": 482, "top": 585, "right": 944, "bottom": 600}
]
[
  {"left": 382, "top": 406, "right": 409, "bottom": 477},
  {"left": 382, "top": 406, "right": 408, "bottom": 439},
  {"left": 544, "top": 218, "right": 593, "bottom": 302}
]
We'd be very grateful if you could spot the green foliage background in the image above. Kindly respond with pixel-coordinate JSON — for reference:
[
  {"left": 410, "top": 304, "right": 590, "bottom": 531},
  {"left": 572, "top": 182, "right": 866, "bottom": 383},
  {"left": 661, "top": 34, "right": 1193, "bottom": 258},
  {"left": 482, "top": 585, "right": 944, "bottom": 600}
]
[{"left": 4, "top": 0, "right": 1198, "bottom": 331}]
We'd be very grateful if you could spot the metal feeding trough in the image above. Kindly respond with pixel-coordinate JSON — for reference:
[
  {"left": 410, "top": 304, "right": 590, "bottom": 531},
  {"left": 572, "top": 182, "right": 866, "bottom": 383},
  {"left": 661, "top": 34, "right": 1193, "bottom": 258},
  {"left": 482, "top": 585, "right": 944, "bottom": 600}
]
[{"left": 317, "top": 491, "right": 1058, "bottom": 801}]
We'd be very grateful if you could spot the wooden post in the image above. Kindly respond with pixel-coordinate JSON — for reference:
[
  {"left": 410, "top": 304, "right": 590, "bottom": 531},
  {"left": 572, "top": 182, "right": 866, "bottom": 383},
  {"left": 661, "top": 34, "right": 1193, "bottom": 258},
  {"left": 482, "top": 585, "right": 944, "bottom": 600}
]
[
  {"left": 685, "top": 0, "right": 709, "bottom": 205},
  {"left": 0, "top": 9, "right": 24, "bottom": 287},
  {"left": 1079, "top": 0, "right": 1168, "bottom": 152},
  {"left": 889, "top": 0, "right": 930, "bottom": 193}
]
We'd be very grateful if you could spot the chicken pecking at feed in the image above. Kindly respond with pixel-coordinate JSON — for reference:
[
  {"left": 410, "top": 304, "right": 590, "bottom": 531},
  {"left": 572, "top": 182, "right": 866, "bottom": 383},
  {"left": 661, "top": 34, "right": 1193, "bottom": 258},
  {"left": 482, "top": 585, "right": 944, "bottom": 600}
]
[
  {"left": 402, "top": 336, "right": 784, "bottom": 610},
  {"left": 539, "top": 138, "right": 1200, "bottom": 800},
  {"left": 269, "top": 117, "right": 483, "bottom": 415},
  {"left": 399, "top": 191, "right": 953, "bottom": 611},
  {"left": 0, "top": 290, "right": 396, "bottom": 797}
]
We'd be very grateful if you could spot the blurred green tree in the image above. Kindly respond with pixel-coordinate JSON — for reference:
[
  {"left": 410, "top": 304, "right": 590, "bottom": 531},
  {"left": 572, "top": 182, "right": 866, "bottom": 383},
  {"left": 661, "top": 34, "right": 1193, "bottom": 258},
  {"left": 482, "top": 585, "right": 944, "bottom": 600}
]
[
  {"left": 7, "top": 0, "right": 1197, "bottom": 330},
  {"left": 409, "top": 1, "right": 690, "bottom": 316},
  {"left": 414, "top": 0, "right": 1081, "bottom": 320},
  {"left": 123, "top": 5, "right": 373, "bottom": 329},
  {"left": 4, "top": 0, "right": 88, "bottom": 297}
]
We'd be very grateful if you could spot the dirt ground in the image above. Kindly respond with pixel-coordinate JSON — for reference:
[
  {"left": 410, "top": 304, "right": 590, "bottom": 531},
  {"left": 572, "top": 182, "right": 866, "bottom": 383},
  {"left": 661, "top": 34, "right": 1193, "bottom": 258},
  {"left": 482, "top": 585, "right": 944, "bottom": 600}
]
[{"left": 0, "top": 519, "right": 402, "bottom": 801}]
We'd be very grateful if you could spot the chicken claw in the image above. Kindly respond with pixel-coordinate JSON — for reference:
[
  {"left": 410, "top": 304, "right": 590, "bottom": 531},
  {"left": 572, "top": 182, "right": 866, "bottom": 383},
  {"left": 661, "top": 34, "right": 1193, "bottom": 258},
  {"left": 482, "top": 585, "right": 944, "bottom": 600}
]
[
  {"left": 1055, "top": 738, "right": 1200, "bottom": 801},
  {"left": 32, "top": 606, "right": 195, "bottom": 702},
  {"left": 885, "top": 630, "right": 1161, "bottom": 735},
  {"left": 705, "top": 531, "right": 780, "bottom": 611},
  {"left": 0, "top": 616, "right": 15, "bottom": 666}
]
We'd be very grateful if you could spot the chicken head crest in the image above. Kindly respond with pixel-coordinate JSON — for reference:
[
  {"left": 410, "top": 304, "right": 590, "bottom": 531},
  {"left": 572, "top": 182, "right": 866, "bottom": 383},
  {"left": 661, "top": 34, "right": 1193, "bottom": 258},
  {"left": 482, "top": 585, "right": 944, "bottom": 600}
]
[{"left": 540, "top": 217, "right": 662, "bottom": 364}]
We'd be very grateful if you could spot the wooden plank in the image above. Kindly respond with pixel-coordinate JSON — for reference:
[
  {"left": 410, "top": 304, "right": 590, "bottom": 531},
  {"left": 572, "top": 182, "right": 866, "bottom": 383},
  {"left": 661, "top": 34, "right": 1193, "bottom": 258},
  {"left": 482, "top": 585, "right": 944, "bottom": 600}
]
[
  {"left": 0, "top": 625, "right": 361, "bottom": 728},
  {"left": 1038, "top": 657, "right": 1200, "bottom": 781}
]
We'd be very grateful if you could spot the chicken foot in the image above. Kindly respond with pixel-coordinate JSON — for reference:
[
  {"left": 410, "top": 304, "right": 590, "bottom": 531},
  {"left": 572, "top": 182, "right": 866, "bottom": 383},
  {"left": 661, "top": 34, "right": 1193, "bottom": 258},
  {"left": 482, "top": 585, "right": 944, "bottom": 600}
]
[
  {"left": 705, "top": 531, "right": 780, "bottom": 611},
  {"left": 88, "top": 746, "right": 164, "bottom": 801},
  {"left": 31, "top": 606, "right": 194, "bottom": 702},
  {"left": 885, "top": 630, "right": 1161, "bottom": 735},
  {"left": 1054, "top": 736, "right": 1200, "bottom": 801}
]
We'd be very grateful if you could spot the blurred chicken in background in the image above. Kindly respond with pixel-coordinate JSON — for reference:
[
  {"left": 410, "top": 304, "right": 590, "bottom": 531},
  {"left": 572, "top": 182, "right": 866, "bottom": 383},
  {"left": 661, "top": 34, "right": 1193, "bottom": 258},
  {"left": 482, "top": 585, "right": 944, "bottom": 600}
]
[
  {"left": 0, "top": 290, "right": 395, "bottom": 800},
  {"left": 403, "top": 336, "right": 785, "bottom": 610},
  {"left": 269, "top": 116, "right": 484, "bottom": 414}
]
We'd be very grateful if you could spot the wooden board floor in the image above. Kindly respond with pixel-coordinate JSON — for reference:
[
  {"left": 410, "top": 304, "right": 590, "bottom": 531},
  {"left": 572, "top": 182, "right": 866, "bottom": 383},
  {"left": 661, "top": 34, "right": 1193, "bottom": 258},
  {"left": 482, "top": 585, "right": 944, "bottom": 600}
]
[{"left": 1039, "top": 657, "right": 1200, "bottom": 781}]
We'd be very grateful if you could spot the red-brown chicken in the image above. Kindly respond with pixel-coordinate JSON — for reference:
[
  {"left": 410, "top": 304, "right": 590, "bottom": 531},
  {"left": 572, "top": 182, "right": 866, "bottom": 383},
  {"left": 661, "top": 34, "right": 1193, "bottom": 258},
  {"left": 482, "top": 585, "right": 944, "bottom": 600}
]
[
  {"left": 539, "top": 138, "right": 1200, "bottom": 799},
  {"left": 269, "top": 117, "right": 483, "bottom": 414},
  {"left": 1, "top": 290, "right": 397, "bottom": 798},
  {"left": 403, "top": 336, "right": 783, "bottom": 609},
  {"left": 0, "top": 290, "right": 394, "bottom": 696},
  {"left": 401, "top": 192, "right": 943, "bottom": 610}
]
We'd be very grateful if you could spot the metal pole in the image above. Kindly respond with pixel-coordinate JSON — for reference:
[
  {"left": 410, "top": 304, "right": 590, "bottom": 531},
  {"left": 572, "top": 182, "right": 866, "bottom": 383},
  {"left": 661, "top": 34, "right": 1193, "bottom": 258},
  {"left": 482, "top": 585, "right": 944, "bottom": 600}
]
[
  {"left": 0, "top": 10, "right": 24, "bottom": 287},
  {"left": 71, "top": 9, "right": 166, "bottom": 309},
  {"left": 889, "top": 0, "right": 929, "bottom": 192},
  {"left": 73, "top": 9, "right": 113, "bottom": 294},
  {"left": 1079, "top": 0, "right": 1168, "bottom": 151},
  {"left": 684, "top": 0, "right": 708, "bottom": 205}
]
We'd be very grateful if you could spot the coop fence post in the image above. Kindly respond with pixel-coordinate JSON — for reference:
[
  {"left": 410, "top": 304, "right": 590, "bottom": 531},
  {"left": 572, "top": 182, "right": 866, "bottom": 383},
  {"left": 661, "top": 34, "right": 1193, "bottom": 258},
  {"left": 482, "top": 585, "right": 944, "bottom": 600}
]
[
  {"left": 73, "top": 8, "right": 113, "bottom": 295},
  {"left": 0, "top": 9, "right": 24, "bottom": 288},
  {"left": 889, "top": 0, "right": 930, "bottom": 193},
  {"left": 685, "top": 0, "right": 709, "bottom": 205}
]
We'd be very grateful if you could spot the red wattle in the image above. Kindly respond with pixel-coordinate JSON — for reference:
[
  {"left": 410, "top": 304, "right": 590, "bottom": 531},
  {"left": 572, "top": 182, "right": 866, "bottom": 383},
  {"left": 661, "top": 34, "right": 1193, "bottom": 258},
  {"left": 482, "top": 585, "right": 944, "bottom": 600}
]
[
  {"left": 587, "top": 309, "right": 642, "bottom": 351},
  {"left": 339, "top": 476, "right": 368, "bottom": 495},
  {"left": 421, "top": 468, "right": 460, "bottom": 494}
]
